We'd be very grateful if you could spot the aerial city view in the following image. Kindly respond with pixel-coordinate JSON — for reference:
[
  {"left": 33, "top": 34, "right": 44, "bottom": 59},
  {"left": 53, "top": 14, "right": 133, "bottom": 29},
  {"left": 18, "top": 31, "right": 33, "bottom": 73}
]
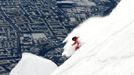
[{"left": 0, "top": 0, "right": 119, "bottom": 74}]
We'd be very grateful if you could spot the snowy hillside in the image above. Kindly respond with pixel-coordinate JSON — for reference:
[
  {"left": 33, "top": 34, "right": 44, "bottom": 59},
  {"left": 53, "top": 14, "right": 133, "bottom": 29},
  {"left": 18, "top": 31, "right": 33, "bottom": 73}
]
[
  {"left": 51, "top": 0, "right": 134, "bottom": 75},
  {"left": 10, "top": 53, "right": 57, "bottom": 75}
]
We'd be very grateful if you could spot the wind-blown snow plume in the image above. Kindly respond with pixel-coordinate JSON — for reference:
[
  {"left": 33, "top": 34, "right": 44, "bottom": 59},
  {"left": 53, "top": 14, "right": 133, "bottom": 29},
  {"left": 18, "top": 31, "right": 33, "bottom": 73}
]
[{"left": 51, "top": 0, "right": 134, "bottom": 75}]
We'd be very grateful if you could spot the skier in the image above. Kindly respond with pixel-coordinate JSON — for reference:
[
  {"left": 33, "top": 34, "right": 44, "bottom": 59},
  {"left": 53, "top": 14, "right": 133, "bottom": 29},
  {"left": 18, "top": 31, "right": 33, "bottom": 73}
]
[{"left": 72, "top": 36, "right": 80, "bottom": 50}]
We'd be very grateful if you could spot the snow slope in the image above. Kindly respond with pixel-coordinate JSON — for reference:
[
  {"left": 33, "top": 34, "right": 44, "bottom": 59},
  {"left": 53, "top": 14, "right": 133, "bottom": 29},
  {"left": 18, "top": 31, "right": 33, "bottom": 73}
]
[
  {"left": 10, "top": 53, "right": 57, "bottom": 75},
  {"left": 51, "top": 0, "right": 134, "bottom": 75}
]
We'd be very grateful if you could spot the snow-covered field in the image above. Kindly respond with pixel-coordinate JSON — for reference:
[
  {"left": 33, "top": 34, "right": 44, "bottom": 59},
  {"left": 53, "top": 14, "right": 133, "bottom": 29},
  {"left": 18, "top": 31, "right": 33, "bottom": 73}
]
[
  {"left": 10, "top": 0, "right": 134, "bottom": 75},
  {"left": 51, "top": 0, "right": 134, "bottom": 75},
  {"left": 10, "top": 53, "right": 57, "bottom": 75}
]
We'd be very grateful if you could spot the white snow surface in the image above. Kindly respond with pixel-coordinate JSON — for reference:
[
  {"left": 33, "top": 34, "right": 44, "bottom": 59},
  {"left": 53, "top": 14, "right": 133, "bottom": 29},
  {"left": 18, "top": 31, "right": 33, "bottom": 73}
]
[
  {"left": 51, "top": 0, "right": 134, "bottom": 75},
  {"left": 10, "top": 53, "right": 57, "bottom": 75}
]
